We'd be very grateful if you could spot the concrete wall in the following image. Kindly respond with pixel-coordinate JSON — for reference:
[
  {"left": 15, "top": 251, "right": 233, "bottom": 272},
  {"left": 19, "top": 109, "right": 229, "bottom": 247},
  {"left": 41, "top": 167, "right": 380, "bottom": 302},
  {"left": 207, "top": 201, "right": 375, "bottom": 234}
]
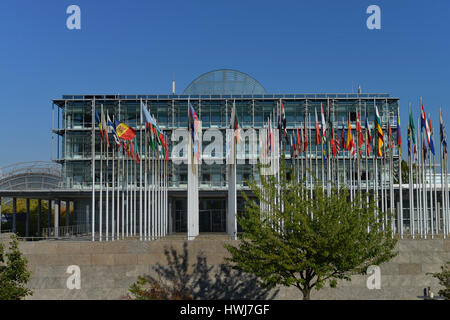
[{"left": 1, "top": 236, "right": 448, "bottom": 300}]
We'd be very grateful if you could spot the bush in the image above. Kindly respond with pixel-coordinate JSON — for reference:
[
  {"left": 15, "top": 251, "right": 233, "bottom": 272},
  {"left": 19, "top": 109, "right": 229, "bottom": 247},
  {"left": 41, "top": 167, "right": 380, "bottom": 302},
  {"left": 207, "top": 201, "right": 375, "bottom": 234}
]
[
  {"left": 0, "top": 235, "right": 33, "bottom": 300},
  {"left": 428, "top": 262, "right": 450, "bottom": 300},
  {"left": 128, "top": 276, "right": 192, "bottom": 300}
]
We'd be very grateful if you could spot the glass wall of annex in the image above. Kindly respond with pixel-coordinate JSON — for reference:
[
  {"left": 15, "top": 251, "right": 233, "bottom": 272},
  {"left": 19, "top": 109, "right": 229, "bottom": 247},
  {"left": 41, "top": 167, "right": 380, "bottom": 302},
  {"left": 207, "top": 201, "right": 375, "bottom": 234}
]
[{"left": 55, "top": 96, "right": 400, "bottom": 190}]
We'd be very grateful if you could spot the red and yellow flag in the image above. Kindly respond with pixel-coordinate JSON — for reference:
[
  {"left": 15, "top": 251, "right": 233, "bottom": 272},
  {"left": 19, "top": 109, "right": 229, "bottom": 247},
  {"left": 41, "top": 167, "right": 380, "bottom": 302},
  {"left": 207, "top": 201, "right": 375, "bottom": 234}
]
[{"left": 114, "top": 119, "right": 136, "bottom": 141}]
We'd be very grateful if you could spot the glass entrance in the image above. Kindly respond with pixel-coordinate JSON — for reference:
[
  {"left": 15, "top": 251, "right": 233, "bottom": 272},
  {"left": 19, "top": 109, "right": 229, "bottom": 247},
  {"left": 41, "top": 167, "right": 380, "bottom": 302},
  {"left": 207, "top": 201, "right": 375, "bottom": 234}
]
[{"left": 199, "top": 199, "right": 226, "bottom": 232}]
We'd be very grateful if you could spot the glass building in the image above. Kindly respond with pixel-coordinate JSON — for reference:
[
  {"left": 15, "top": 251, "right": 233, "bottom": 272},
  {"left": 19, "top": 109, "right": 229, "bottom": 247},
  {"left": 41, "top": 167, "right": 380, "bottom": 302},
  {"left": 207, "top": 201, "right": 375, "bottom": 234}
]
[{"left": 52, "top": 70, "right": 400, "bottom": 234}]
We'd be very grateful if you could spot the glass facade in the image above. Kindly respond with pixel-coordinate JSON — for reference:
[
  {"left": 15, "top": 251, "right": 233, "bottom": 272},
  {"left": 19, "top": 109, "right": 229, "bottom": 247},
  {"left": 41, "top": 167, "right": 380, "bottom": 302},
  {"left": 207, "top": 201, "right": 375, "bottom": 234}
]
[{"left": 53, "top": 94, "right": 400, "bottom": 191}]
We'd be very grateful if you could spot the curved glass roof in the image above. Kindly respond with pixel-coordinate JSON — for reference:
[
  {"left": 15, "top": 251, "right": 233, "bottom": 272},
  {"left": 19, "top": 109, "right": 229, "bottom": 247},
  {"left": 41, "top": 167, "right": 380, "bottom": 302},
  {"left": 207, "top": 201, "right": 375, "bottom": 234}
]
[{"left": 183, "top": 69, "right": 267, "bottom": 95}]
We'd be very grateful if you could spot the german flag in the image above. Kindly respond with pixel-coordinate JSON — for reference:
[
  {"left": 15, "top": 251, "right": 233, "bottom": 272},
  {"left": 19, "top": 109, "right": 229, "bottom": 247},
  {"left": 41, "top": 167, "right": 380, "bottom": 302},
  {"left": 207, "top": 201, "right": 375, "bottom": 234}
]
[{"left": 114, "top": 119, "right": 136, "bottom": 141}]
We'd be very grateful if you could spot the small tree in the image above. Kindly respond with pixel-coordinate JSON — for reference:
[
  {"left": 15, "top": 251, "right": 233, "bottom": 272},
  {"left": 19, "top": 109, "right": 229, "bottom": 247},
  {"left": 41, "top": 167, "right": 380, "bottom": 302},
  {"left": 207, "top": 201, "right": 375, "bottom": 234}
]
[
  {"left": 225, "top": 160, "right": 398, "bottom": 300},
  {"left": 428, "top": 262, "right": 450, "bottom": 300},
  {"left": 0, "top": 235, "right": 32, "bottom": 300}
]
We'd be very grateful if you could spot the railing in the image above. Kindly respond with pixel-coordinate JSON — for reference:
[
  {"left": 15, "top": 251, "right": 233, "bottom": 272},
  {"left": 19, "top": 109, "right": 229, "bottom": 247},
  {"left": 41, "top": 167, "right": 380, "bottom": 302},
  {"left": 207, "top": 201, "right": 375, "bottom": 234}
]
[{"left": 42, "top": 224, "right": 90, "bottom": 238}]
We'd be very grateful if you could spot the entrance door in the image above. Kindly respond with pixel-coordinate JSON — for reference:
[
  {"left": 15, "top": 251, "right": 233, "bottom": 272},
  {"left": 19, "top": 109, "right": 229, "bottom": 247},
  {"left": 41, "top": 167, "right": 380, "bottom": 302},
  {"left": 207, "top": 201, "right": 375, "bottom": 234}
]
[{"left": 199, "top": 199, "right": 226, "bottom": 232}]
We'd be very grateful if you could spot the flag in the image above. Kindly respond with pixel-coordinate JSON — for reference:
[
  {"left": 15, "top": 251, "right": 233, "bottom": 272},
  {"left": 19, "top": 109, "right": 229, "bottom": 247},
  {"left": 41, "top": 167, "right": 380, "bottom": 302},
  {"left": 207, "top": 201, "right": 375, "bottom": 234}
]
[
  {"left": 303, "top": 122, "right": 308, "bottom": 151},
  {"left": 340, "top": 124, "right": 345, "bottom": 152},
  {"left": 388, "top": 123, "right": 393, "bottom": 150},
  {"left": 188, "top": 103, "right": 200, "bottom": 160},
  {"left": 356, "top": 111, "right": 364, "bottom": 148},
  {"left": 375, "top": 104, "right": 384, "bottom": 157},
  {"left": 101, "top": 110, "right": 110, "bottom": 148},
  {"left": 397, "top": 107, "right": 402, "bottom": 157},
  {"left": 268, "top": 118, "right": 273, "bottom": 153},
  {"left": 409, "top": 106, "right": 417, "bottom": 160},
  {"left": 440, "top": 108, "right": 447, "bottom": 155},
  {"left": 297, "top": 128, "right": 301, "bottom": 154},
  {"left": 331, "top": 128, "right": 337, "bottom": 157},
  {"left": 107, "top": 115, "right": 120, "bottom": 147},
  {"left": 280, "top": 99, "right": 287, "bottom": 141},
  {"left": 231, "top": 104, "right": 241, "bottom": 144},
  {"left": 94, "top": 106, "right": 104, "bottom": 140},
  {"left": 320, "top": 103, "right": 327, "bottom": 142},
  {"left": 292, "top": 132, "right": 297, "bottom": 155},
  {"left": 290, "top": 135, "right": 295, "bottom": 159},
  {"left": 365, "top": 109, "right": 372, "bottom": 156},
  {"left": 428, "top": 113, "right": 435, "bottom": 156},
  {"left": 420, "top": 101, "right": 435, "bottom": 155},
  {"left": 114, "top": 119, "right": 136, "bottom": 141},
  {"left": 136, "top": 152, "right": 140, "bottom": 164},
  {"left": 315, "top": 108, "right": 321, "bottom": 145},
  {"left": 346, "top": 117, "right": 355, "bottom": 156}
]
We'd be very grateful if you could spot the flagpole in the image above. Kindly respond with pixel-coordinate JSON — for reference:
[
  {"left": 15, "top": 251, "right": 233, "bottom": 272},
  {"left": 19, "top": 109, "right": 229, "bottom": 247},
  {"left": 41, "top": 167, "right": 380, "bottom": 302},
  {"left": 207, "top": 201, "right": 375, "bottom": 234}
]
[
  {"left": 99, "top": 104, "right": 104, "bottom": 242},
  {"left": 144, "top": 108, "right": 148, "bottom": 240},
  {"left": 111, "top": 115, "right": 115, "bottom": 241},
  {"left": 429, "top": 131, "right": 434, "bottom": 239},
  {"left": 105, "top": 111, "right": 109, "bottom": 241},
  {"left": 91, "top": 98, "right": 96, "bottom": 241},
  {"left": 374, "top": 99, "right": 379, "bottom": 226},
  {"left": 390, "top": 124, "right": 395, "bottom": 235},
  {"left": 433, "top": 149, "right": 438, "bottom": 235},
  {"left": 440, "top": 110, "right": 446, "bottom": 237},
  {"left": 357, "top": 101, "right": 361, "bottom": 199},
  {"left": 419, "top": 112, "right": 424, "bottom": 238},
  {"left": 365, "top": 103, "right": 369, "bottom": 211},
  {"left": 417, "top": 120, "right": 422, "bottom": 237},
  {"left": 152, "top": 125, "right": 155, "bottom": 239},
  {"left": 149, "top": 139, "right": 152, "bottom": 240},
  {"left": 343, "top": 117, "right": 346, "bottom": 193},
  {"left": 443, "top": 150, "right": 450, "bottom": 238},
  {"left": 409, "top": 103, "right": 414, "bottom": 238},
  {"left": 398, "top": 106, "right": 403, "bottom": 238}
]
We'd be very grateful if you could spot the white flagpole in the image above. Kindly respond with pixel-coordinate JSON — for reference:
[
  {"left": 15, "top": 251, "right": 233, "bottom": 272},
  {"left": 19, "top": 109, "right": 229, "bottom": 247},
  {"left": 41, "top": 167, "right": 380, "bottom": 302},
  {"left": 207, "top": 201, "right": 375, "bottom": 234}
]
[
  {"left": 430, "top": 138, "right": 434, "bottom": 239},
  {"left": 374, "top": 100, "right": 379, "bottom": 226},
  {"left": 416, "top": 123, "right": 422, "bottom": 237},
  {"left": 105, "top": 113, "right": 109, "bottom": 242},
  {"left": 111, "top": 118, "right": 115, "bottom": 241},
  {"left": 365, "top": 103, "right": 369, "bottom": 210},
  {"left": 433, "top": 150, "right": 438, "bottom": 235},
  {"left": 139, "top": 99, "right": 143, "bottom": 240},
  {"left": 440, "top": 112, "right": 446, "bottom": 237},
  {"left": 126, "top": 142, "right": 129, "bottom": 237},
  {"left": 149, "top": 137, "right": 153, "bottom": 240},
  {"left": 91, "top": 98, "right": 96, "bottom": 241},
  {"left": 99, "top": 104, "right": 104, "bottom": 242},
  {"left": 398, "top": 106, "right": 403, "bottom": 238},
  {"left": 144, "top": 109, "right": 148, "bottom": 240},
  {"left": 419, "top": 113, "right": 424, "bottom": 238},
  {"left": 152, "top": 133, "right": 156, "bottom": 240},
  {"left": 445, "top": 142, "right": 448, "bottom": 237},
  {"left": 409, "top": 105, "right": 414, "bottom": 238},
  {"left": 134, "top": 147, "right": 137, "bottom": 236}
]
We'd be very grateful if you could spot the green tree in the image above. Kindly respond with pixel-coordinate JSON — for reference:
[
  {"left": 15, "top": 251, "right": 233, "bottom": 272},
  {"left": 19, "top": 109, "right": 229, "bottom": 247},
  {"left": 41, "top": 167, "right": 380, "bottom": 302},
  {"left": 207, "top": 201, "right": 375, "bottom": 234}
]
[
  {"left": 0, "top": 235, "right": 32, "bottom": 300},
  {"left": 225, "top": 160, "right": 398, "bottom": 300},
  {"left": 428, "top": 262, "right": 450, "bottom": 300}
]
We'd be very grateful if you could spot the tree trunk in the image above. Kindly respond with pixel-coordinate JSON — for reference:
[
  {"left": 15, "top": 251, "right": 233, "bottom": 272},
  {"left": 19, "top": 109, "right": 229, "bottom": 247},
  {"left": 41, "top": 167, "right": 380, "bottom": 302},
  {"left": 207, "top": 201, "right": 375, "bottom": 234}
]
[{"left": 302, "top": 289, "right": 311, "bottom": 300}]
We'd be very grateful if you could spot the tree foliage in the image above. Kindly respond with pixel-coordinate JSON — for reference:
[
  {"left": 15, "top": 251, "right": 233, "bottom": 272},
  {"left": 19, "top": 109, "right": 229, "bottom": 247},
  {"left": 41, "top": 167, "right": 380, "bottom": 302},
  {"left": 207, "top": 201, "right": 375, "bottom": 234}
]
[
  {"left": 225, "top": 159, "right": 398, "bottom": 300},
  {"left": 128, "top": 276, "right": 193, "bottom": 300},
  {"left": 428, "top": 262, "right": 450, "bottom": 300},
  {"left": 0, "top": 235, "right": 32, "bottom": 300},
  {"left": 1, "top": 199, "right": 72, "bottom": 237}
]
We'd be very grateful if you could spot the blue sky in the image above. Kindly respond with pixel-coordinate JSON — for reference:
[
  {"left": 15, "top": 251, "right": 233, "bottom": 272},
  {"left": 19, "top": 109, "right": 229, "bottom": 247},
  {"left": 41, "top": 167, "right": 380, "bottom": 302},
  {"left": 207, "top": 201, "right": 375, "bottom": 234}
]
[{"left": 0, "top": 0, "right": 449, "bottom": 167}]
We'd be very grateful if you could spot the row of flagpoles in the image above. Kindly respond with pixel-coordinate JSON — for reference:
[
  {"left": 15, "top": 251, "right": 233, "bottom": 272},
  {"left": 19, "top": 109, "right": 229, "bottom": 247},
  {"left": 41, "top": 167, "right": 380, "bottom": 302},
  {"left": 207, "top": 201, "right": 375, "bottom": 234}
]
[
  {"left": 90, "top": 99, "right": 169, "bottom": 241},
  {"left": 87, "top": 95, "right": 449, "bottom": 240},
  {"left": 258, "top": 97, "right": 449, "bottom": 238}
]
